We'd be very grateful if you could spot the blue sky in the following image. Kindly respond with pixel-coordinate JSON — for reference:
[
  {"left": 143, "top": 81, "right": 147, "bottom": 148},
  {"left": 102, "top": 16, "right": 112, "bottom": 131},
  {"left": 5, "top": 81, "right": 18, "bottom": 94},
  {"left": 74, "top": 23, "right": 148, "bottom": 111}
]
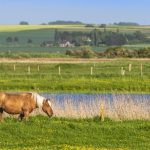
[{"left": 0, "top": 0, "right": 149, "bottom": 25}]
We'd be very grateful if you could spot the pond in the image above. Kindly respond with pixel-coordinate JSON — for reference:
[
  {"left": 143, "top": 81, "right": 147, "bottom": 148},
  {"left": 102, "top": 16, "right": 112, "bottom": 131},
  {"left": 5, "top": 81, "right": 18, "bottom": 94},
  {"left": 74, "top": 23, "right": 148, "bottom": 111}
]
[
  {"left": 42, "top": 93, "right": 150, "bottom": 103},
  {"left": 41, "top": 94, "right": 150, "bottom": 119}
]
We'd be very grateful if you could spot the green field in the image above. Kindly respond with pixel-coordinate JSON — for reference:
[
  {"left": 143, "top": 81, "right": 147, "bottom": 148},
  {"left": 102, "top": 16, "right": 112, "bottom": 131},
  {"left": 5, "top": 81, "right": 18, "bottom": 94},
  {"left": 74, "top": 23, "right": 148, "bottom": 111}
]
[
  {"left": 0, "top": 116, "right": 149, "bottom": 150},
  {"left": 0, "top": 25, "right": 150, "bottom": 58},
  {"left": 0, "top": 25, "right": 88, "bottom": 32},
  {"left": 0, "top": 60, "right": 149, "bottom": 93},
  {"left": 0, "top": 24, "right": 150, "bottom": 32}
]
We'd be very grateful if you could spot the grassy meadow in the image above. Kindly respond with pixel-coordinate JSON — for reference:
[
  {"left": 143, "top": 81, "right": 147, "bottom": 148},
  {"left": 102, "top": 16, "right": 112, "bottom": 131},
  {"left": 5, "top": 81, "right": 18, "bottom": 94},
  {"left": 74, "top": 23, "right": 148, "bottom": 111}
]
[
  {"left": 0, "top": 60, "right": 149, "bottom": 93},
  {"left": 0, "top": 116, "right": 149, "bottom": 150}
]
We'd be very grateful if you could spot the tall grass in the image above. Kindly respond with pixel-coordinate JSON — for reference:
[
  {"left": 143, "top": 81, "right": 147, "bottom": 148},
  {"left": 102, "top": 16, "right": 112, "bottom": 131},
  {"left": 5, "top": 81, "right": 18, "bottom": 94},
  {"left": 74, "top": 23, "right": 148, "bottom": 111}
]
[
  {"left": 51, "top": 94, "right": 150, "bottom": 120},
  {"left": 4, "top": 94, "right": 149, "bottom": 120}
]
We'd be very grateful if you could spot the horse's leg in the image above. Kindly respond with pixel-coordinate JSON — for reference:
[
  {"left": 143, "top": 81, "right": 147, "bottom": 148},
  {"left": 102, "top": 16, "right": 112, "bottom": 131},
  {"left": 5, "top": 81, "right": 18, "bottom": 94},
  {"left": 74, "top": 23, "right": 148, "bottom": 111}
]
[
  {"left": 18, "top": 113, "right": 24, "bottom": 121},
  {"left": 0, "top": 108, "right": 3, "bottom": 122},
  {"left": 23, "top": 109, "right": 29, "bottom": 121}
]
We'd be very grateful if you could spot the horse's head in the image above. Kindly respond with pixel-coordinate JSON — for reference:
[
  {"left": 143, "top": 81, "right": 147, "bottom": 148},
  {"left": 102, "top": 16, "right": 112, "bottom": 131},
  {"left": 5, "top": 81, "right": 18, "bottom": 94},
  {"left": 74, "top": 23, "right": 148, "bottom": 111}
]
[{"left": 42, "top": 99, "right": 53, "bottom": 117}]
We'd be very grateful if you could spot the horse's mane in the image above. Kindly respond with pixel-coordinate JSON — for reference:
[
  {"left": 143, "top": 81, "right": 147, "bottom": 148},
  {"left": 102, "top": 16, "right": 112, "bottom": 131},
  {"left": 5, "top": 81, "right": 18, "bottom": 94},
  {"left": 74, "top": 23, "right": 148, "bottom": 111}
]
[
  {"left": 31, "top": 93, "right": 45, "bottom": 108},
  {"left": 31, "top": 92, "right": 52, "bottom": 108}
]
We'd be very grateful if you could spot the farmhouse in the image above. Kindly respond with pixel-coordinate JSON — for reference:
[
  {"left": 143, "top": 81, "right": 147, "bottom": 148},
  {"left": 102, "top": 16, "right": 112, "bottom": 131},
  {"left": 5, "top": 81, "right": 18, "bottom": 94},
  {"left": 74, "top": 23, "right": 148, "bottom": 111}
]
[{"left": 59, "top": 41, "right": 75, "bottom": 48}]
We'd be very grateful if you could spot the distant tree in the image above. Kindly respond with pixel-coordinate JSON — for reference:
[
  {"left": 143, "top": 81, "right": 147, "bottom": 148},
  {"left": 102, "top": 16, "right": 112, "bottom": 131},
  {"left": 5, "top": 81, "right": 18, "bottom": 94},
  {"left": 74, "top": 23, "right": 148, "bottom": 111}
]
[
  {"left": 99, "top": 24, "right": 107, "bottom": 28},
  {"left": 53, "top": 29, "right": 147, "bottom": 47},
  {"left": 104, "top": 27, "right": 107, "bottom": 33},
  {"left": 19, "top": 21, "right": 29, "bottom": 25},
  {"left": 40, "top": 41, "right": 46, "bottom": 47},
  {"left": 6, "top": 37, "right": 13, "bottom": 43},
  {"left": 48, "top": 20, "right": 83, "bottom": 25},
  {"left": 14, "top": 37, "right": 19, "bottom": 42},
  {"left": 85, "top": 24, "right": 95, "bottom": 28},
  {"left": 54, "top": 29, "right": 59, "bottom": 44},
  {"left": 114, "top": 22, "right": 139, "bottom": 26},
  {"left": 116, "top": 28, "right": 120, "bottom": 33},
  {"left": 90, "top": 29, "right": 99, "bottom": 46},
  {"left": 104, "top": 32, "right": 127, "bottom": 46},
  {"left": 41, "top": 23, "right": 47, "bottom": 25},
  {"left": 134, "top": 31, "right": 146, "bottom": 41},
  {"left": 27, "top": 39, "right": 32, "bottom": 44}
]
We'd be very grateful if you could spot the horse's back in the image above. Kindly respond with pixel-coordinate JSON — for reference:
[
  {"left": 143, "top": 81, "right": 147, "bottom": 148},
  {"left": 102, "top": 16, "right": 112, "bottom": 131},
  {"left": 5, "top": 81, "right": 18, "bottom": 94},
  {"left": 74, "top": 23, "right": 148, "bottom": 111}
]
[
  {"left": 0, "top": 92, "right": 36, "bottom": 114},
  {"left": 3, "top": 92, "right": 32, "bottom": 102}
]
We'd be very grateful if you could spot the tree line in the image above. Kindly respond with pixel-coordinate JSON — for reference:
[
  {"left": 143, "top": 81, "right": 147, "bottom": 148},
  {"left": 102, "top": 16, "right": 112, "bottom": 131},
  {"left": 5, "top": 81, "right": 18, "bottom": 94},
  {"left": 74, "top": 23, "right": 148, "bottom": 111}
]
[
  {"left": 114, "top": 22, "right": 139, "bottom": 26},
  {"left": 5, "top": 37, "right": 32, "bottom": 44},
  {"left": 19, "top": 20, "right": 84, "bottom": 25},
  {"left": 54, "top": 29, "right": 148, "bottom": 46}
]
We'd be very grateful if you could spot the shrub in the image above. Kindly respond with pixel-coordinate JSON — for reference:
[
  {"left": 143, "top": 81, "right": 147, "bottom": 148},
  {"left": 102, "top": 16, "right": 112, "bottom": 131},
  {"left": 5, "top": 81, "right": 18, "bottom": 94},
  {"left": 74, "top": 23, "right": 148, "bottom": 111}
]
[
  {"left": 6, "top": 37, "right": 13, "bottom": 43},
  {"left": 66, "top": 46, "right": 95, "bottom": 58}
]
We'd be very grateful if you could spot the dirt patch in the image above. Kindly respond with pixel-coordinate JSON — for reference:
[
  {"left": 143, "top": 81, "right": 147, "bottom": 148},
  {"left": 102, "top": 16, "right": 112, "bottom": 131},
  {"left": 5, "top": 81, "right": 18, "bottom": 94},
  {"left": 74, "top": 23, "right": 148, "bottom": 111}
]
[{"left": 0, "top": 58, "right": 150, "bottom": 63}]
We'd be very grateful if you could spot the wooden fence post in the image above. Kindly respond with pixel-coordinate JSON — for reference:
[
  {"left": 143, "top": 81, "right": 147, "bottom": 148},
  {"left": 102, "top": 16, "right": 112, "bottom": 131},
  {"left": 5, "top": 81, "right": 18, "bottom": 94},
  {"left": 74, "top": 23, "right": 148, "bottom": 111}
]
[
  {"left": 121, "top": 67, "right": 125, "bottom": 76},
  {"left": 38, "top": 65, "right": 40, "bottom": 72},
  {"left": 28, "top": 66, "right": 30, "bottom": 74},
  {"left": 129, "top": 64, "right": 132, "bottom": 72},
  {"left": 140, "top": 64, "right": 143, "bottom": 77},
  {"left": 14, "top": 64, "right": 16, "bottom": 71},
  {"left": 58, "top": 66, "right": 61, "bottom": 75},
  {"left": 91, "top": 67, "right": 93, "bottom": 75}
]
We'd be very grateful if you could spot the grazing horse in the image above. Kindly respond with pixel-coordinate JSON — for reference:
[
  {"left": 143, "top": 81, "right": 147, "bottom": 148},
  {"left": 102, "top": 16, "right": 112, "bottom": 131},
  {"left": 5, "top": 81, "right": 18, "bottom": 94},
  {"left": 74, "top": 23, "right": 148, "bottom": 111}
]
[{"left": 0, "top": 92, "right": 53, "bottom": 121}]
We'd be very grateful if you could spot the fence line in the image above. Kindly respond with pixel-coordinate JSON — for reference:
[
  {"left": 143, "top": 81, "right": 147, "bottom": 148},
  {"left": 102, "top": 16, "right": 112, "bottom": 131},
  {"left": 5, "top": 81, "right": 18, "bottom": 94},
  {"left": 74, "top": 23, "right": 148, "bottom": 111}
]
[{"left": 0, "top": 63, "right": 149, "bottom": 77}]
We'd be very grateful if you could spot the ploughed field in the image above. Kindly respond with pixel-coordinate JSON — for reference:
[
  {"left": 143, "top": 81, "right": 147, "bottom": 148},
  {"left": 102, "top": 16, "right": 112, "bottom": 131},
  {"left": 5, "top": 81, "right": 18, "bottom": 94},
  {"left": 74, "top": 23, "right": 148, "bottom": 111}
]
[
  {"left": 0, "top": 60, "right": 150, "bottom": 93},
  {"left": 0, "top": 116, "right": 150, "bottom": 150}
]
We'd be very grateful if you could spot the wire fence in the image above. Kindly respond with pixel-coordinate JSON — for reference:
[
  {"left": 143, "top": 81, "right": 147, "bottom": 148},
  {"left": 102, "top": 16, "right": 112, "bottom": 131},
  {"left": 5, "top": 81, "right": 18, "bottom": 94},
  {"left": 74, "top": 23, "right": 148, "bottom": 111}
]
[{"left": 0, "top": 63, "right": 150, "bottom": 77}]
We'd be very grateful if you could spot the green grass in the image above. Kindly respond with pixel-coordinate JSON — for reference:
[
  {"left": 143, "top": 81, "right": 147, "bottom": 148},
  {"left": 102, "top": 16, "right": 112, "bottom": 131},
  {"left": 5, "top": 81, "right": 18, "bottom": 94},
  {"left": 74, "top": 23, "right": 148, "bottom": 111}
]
[
  {"left": 0, "top": 60, "right": 150, "bottom": 93},
  {"left": 0, "top": 116, "right": 149, "bottom": 150}
]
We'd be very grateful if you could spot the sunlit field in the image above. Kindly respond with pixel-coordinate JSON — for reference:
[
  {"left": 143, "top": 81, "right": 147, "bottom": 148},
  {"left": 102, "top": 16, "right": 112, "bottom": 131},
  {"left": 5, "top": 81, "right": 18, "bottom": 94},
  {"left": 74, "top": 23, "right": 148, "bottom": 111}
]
[
  {"left": 0, "top": 25, "right": 150, "bottom": 32},
  {"left": 0, "top": 25, "right": 87, "bottom": 32}
]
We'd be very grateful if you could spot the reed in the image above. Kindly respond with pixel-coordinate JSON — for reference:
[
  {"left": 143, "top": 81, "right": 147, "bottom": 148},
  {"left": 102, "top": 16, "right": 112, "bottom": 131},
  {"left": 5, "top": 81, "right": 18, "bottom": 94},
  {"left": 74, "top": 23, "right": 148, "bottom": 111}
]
[
  {"left": 3, "top": 94, "right": 149, "bottom": 120},
  {"left": 31, "top": 94, "right": 150, "bottom": 120}
]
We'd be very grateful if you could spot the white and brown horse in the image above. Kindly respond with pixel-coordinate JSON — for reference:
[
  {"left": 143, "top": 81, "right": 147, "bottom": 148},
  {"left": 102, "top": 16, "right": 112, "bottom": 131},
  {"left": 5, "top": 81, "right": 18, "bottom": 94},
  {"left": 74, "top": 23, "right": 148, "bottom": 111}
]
[{"left": 0, "top": 92, "right": 53, "bottom": 121}]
